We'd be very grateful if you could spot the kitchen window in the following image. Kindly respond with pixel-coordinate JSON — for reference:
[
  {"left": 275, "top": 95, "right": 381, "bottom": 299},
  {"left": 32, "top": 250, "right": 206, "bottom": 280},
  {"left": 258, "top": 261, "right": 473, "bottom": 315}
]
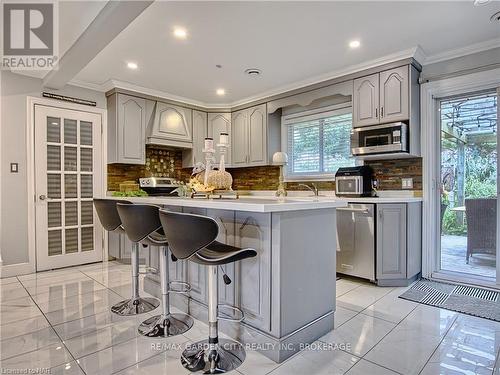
[{"left": 282, "top": 105, "right": 355, "bottom": 180}]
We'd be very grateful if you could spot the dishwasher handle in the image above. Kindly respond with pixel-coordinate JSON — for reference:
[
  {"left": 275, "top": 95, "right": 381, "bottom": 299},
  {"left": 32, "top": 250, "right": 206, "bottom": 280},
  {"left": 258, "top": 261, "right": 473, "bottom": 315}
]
[{"left": 337, "top": 207, "right": 371, "bottom": 214}]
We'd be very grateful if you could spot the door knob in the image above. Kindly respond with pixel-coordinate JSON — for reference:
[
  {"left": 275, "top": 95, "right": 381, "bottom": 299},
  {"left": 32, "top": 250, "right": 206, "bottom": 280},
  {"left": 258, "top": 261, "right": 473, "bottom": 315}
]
[{"left": 39, "top": 194, "right": 47, "bottom": 201}]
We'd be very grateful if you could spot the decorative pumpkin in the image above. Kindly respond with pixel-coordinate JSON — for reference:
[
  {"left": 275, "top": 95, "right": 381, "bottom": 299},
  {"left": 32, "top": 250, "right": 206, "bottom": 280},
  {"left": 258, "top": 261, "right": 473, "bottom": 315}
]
[{"left": 207, "top": 169, "right": 233, "bottom": 190}]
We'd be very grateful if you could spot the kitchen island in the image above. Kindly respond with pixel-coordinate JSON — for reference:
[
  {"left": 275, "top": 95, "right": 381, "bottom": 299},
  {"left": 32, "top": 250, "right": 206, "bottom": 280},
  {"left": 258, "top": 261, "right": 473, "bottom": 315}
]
[{"left": 108, "top": 196, "right": 346, "bottom": 362}]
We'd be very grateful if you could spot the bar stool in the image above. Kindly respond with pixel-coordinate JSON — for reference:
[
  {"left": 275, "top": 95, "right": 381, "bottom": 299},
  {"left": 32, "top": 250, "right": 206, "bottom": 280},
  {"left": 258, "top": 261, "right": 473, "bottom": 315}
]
[
  {"left": 117, "top": 203, "right": 194, "bottom": 338},
  {"left": 93, "top": 199, "right": 159, "bottom": 315},
  {"left": 159, "top": 210, "right": 257, "bottom": 374}
]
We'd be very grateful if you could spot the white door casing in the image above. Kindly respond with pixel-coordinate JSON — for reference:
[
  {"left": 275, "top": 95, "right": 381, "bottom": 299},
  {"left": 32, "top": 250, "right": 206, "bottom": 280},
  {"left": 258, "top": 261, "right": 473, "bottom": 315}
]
[
  {"left": 34, "top": 104, "right": 103, "bottom": 271},
  {"left": 421, "top": 67, "right": 500, "bottom": 287}
]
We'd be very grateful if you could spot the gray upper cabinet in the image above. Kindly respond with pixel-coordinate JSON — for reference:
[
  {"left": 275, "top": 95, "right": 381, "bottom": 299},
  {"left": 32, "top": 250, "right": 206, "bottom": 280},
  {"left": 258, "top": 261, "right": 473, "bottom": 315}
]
[
  {"left": 208, "top": 112, "right": 232, "bottom": 165},
  {"left": 148, "top": 102, "right": 192, "bottom": 147},
  {"left": 231, "top": 104, "right": 268, "bottom": 167},
  {"left": 248, "top": 104, "right": 267, "bottom": 165},
  {"left": 376, "top": 204, "right": 407, "bottom": 280},
  {"left": 353, "top": 65, "right": 413, "bottom": 128},
  {"left": 231, "top": 109, "right": 249, "bottom": 166},
  {"left": 379, "top": 66, "right": 409, "bottom": 123},
  {"left": 107, "top": 93, "right": 147, "bottom": 164},
  {"left": 353, "top": 73, "right": 379, "bottom": 128},
  {"left": 182, "top": 110, "right": 207, "bottom": 168}
]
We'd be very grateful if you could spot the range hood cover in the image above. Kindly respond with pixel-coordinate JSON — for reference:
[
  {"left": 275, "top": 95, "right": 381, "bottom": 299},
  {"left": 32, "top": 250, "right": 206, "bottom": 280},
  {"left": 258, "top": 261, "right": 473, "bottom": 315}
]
[{"left": 146, "top": 101, "right": 193, "bottom": 149}]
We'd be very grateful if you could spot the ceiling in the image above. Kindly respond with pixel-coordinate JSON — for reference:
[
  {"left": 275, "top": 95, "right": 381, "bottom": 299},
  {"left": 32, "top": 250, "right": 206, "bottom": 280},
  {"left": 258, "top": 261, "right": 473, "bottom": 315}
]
[
  {"left": 12, "top": 1, "right": 107, "bottom": 79},
  {"left": 38, "top": 1, "right": 500, "bottom": 105}
]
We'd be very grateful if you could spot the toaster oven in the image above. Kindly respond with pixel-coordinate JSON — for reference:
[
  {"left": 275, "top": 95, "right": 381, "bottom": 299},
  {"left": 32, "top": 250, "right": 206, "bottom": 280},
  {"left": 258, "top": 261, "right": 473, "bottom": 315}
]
[{"left": 335, "top": 166, "right": 374, "bottom": 197}]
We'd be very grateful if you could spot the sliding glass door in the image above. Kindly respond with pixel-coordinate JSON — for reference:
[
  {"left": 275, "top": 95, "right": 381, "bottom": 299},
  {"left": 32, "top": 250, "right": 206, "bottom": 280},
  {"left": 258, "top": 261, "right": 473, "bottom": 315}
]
[{"left": 439, "top": 90, "right": 498, "bottom": 283}]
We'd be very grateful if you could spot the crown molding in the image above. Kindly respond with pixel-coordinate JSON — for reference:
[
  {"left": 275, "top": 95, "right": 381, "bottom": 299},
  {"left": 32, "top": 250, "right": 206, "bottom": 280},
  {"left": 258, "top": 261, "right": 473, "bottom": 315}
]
[
  {"left": 69, "top": 78, "right": 229, "bottom": 109},
  {"left": 422, "top": 37, "right": 500, "bottom": 65},
  {"left": 69, "top": 47, "right": 423, "bottom": 109},
  {"left": 67, "top": 40, "right": 497, "bottom": 108},
  {"left": 230, "top": 46, "right": 424, "bottom": 108}
]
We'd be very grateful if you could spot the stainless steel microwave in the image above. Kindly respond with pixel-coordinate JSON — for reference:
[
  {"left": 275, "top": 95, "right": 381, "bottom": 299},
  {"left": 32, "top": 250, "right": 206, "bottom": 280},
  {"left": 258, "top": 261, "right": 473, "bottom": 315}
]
[{"left": 351, "top": 122, "right": 408, "bottom": 156}]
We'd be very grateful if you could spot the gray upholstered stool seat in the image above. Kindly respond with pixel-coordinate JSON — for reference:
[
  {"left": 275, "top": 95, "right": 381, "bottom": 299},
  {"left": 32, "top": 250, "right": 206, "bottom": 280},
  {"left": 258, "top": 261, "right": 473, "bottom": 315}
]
[
  {"left": 159, "top": 209, "right": 256, "bottom": 374},
  {"left": 117, "top": 203, "right": 193, "bottom": 338},
  {"left": 93, "top": 199, "right": 159, "bottom": 316}
]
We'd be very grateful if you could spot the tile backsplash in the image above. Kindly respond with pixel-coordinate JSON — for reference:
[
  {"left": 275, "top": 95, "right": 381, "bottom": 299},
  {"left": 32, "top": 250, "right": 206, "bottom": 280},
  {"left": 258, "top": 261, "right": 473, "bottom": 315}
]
[
  {"left": 229, "top": 157, "right": 422, "bottom": 191},
  {"left": 107, "top": 146, "right": 190, "bottom": 191},
  {"left": 107, "top": 146, "right": 422, "bottom": 192}
]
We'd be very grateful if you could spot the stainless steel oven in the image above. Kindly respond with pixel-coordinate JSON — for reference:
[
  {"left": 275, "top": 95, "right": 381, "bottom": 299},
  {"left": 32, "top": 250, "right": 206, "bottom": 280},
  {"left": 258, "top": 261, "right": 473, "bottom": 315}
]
[{"left": 351, "top": 122, "right": 408, "bottom": 156}]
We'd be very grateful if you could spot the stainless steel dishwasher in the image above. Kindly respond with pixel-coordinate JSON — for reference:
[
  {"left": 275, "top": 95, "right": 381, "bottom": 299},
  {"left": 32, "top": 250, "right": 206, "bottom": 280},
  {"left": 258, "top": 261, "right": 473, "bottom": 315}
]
[{"left": 336, "top": 203, "right": 375, "bottom": 282}]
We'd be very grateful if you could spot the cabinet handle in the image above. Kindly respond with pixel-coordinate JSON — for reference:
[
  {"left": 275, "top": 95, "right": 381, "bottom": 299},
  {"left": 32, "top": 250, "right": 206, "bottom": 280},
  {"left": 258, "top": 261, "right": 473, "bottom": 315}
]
[
  {"left": 381, "top": 107, "right": 384, "bottom": 118},
  {"left": 379, "top": 210, "right": 383, "bottom": 220},
  {"left": 375, "top": 108, "right": 378, "bottom": 118}
]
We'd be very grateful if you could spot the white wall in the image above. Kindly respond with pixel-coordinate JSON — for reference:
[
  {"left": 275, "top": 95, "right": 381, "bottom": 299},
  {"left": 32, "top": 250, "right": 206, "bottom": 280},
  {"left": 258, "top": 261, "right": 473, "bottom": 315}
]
[{"left": 0, "top": 71, "right": 106, "bottom": 266}]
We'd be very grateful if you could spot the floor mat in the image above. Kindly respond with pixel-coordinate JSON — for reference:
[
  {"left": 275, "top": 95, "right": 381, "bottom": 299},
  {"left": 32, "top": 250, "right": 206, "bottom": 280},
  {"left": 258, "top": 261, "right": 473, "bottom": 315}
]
[{"left": 399, "top": 278, "right": 500, "bottom": 322}]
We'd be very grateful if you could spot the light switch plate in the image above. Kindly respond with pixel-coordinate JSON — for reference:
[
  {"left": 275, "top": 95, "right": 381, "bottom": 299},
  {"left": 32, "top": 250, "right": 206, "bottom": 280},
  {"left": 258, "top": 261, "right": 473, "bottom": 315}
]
[
  {"left": 402, "top": 178, "right": 413, "bottom": 189},
  {"left": 10, "top": 163, "right": 18, "bottom": 173}
]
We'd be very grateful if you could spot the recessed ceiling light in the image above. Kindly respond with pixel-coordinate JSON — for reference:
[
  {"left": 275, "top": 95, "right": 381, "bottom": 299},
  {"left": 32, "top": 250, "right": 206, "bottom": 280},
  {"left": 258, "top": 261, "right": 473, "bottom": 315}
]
[
  {"left": 349, "top": 40, "right": 361, "bottom": 49},
  {"left": 127, "top": 62, "right": 138, "bottom": 70},
  {"left": 173, "top": 27, "right": 187, "bottom": 39},
  {"left": 216, "top": 88, "right": 225, "bottom": 96},
  {"left": 474, "top": 0, "right": 491, "bottom": 5}
]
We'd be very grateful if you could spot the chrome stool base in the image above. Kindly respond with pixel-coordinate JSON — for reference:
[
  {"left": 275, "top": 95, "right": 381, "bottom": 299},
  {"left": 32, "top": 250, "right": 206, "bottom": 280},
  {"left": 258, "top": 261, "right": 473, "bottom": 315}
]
[
  {"left": 138, "top": 313, "right": 194, "bottom": 338},
  {"left": 111, "top": 297, "right": 159, "bottom": 316},
  {"left": 181, "top": 338, "right": 246, "bottom": 374}
]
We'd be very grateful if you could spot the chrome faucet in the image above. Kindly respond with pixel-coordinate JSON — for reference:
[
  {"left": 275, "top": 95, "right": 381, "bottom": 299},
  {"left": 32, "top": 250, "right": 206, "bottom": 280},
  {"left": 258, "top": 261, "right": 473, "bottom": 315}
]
[{"left": 298, "top": 183, "right": 319, "bottom": 197}]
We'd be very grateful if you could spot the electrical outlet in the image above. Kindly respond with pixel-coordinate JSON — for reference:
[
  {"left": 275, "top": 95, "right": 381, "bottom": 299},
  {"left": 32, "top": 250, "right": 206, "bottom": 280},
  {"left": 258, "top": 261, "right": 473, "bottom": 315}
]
[
  {"left": 10, "top": 163, "right": 18, "bottom": 173},
  {"left": 402, "top": 178, "right": 413, "bottom": 189}
]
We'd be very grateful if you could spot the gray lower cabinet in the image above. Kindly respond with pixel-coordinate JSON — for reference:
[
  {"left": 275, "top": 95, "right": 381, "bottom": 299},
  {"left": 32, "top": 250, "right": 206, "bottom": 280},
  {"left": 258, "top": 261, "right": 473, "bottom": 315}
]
[
  {"left": 234, "top": 211, "right": 271, "bottom": 332},
  {"left": 207, "top": 209, "right": 236, "bottom": 306},
  {"left": 141, "top": 207, "right": 272, "bottom": 333},
  {"left": 107, "top": 231, "right": 147, "bottom": 263},
  {"left": 183, "top": 207, "right": 208, "bottom": 303},
  {"left": 108, "top": 231, "right": 121, "bottom": 259},
  {"left": 376, "top": 203, "right": 421, "bottom": 284}
]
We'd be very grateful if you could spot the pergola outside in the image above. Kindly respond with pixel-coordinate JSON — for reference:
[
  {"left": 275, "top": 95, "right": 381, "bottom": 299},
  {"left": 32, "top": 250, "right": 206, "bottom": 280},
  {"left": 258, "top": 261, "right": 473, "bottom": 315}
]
[{"left": 440, "top": 92, "right": 497, "bottom": 278}]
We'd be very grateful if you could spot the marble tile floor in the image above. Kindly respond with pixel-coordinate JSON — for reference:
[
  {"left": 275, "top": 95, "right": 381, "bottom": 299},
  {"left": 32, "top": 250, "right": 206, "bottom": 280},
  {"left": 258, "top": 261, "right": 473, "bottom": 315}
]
[{"left": 1, "top": 262, "right": 499, "bottom": 375}]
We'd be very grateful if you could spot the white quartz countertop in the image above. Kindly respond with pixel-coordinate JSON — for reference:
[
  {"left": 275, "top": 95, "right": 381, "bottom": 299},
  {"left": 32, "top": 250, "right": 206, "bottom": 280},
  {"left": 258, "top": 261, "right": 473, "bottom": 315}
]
[
  {"left": 107, "top": 195, "right": 348, "bottom": 213},
  {"left": 241, "top": 191, "right": 423, "bottom": 203},
  {"left": 335, "top": 196, "right": 423, "bottom": 203}
]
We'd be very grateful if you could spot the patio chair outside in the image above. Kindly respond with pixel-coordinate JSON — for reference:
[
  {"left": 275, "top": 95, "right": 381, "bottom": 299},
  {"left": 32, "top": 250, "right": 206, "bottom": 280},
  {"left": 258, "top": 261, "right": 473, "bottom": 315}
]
[{"left": 465, "top": 198, "right": 497, "bottom": 264}]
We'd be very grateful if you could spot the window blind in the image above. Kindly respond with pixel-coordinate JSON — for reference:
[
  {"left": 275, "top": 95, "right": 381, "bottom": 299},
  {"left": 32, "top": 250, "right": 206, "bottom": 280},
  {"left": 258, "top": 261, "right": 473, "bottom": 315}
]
[{"left": 285, "top": 109, "right": 354, "bottom": 179}]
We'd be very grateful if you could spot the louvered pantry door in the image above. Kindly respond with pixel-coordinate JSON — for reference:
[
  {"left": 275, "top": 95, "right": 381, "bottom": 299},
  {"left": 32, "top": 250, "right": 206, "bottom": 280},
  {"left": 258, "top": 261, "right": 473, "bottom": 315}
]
[{"left": 34, "top": 105, "right": 103, "bottom": 271}]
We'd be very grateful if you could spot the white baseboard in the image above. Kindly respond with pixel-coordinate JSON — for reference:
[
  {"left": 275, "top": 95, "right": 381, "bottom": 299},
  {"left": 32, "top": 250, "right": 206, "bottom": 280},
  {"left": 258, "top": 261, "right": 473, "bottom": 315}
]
[{"left": 0, "top": 262, "right": 35, "bottom": 278}]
